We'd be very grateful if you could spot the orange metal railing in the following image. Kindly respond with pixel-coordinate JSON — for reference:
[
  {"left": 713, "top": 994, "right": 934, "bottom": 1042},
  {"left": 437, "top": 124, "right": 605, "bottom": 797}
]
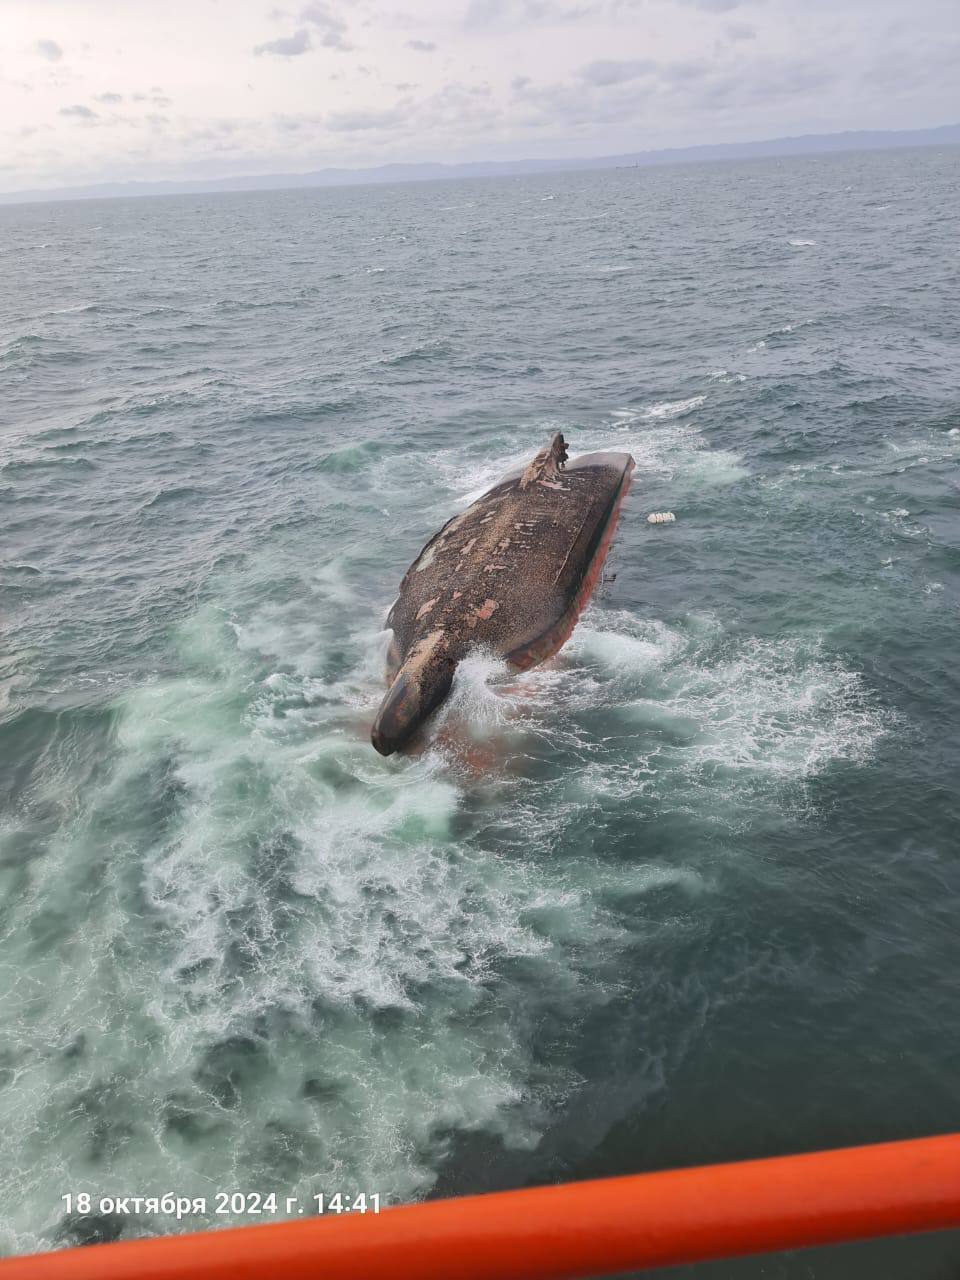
[{"left": 2, "top": 1133, "right": 959, "bottom": 1279}]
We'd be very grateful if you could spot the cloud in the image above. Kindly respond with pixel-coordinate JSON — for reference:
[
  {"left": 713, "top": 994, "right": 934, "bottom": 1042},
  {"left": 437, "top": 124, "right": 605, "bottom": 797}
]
[
  {"left": 681, "top": 55, "right": 835, "bottom": 111},
  {"left": 579, "top": 59, "right": 657, "bottom": 86},
  {"left": 464, "top": 0, "right": 506, "bottom": 23},
  {"left": 677, "top": 0, "right": 744, "bottom": 10},
  {"left": 663, "top": 60, "right": 710, "bottom": 82},
  {"left": 861, "top": 38, "right": 960, "bottom": 93},
  {"left": 58, "top": 104, "right": 98, "bottom": 119},
  {"left": 300, "top": 2, "right": 353, "bottom": 50},
  {"left": 523, "top": 0, "right": 595, "bottom": 18},
  {"left": 397, "top": 82, "right": 502, "bottom": 139},
  {"left": 465, "top": 0, "right": 595, "bottom": 23},
  {"left": 254, "top": 28, "right": 312, "bottom": 56},
  {"left": 5, "top": 0, "right": 959, "bottom": 198},
  {"left": 35, "top": 39, "right": 63, "bottom": 62},
  {"left": 184, "top": 117, "right": 253, "bottom": 144},
  {"left": 273, "top": 112, "right": 322, "bottom": 131},
  {"left": 326, "top": 105, "right": 409, "bottom": 131},
  {"left": 510, "top": 74, "right": 652, "bottom": 128}
]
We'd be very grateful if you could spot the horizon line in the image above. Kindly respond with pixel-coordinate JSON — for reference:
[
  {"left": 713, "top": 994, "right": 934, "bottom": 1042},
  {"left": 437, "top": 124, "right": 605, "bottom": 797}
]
[{"left": 2, "top": 119, "right": 958, "bottom": 207}]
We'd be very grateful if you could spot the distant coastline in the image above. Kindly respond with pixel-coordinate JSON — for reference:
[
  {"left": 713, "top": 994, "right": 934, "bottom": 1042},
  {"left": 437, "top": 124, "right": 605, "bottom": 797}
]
[{"left": 2, "top": 121, "right": 958, "bottom": 207}]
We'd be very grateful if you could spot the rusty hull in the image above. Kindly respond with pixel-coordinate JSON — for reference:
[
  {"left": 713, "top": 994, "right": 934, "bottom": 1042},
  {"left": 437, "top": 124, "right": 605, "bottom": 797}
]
[{"left": 371, "top": 433, "right": 635, "bottom": 755}]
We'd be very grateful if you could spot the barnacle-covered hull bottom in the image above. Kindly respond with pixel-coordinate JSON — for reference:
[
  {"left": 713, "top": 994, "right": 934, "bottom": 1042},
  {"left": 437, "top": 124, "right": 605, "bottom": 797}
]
[{"left": 371, "top": 434, "right": 635, "bottom": 756}]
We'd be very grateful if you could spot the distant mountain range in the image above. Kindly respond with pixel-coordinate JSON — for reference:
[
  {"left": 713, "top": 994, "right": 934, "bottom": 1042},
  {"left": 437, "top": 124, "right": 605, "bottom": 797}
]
[{"left": 3, "top": 122, "right": 959, "bottom": 206}]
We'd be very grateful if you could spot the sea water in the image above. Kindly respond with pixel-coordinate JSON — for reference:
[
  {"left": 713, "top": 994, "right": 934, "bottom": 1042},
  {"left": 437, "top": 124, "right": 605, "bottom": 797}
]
[{"left": 1, "top": 146, "right": 959, "bottom": 1275}]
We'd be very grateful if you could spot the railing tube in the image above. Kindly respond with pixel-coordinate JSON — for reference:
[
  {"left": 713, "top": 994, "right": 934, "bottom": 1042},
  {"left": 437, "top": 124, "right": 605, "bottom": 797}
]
[{"left": 2, "top": 1132, "right": 959, "bottom": 1279}]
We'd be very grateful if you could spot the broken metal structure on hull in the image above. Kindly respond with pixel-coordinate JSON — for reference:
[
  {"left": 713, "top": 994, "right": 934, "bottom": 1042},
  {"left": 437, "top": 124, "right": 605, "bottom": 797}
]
[{"left": 371, "top": 433, "right": 636, "bottom": 755}]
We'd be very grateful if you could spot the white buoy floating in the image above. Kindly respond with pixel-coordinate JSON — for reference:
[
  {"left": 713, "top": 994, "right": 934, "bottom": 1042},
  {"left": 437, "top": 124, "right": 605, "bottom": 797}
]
[{"left": 647, "top": 511, "right": 677, "bottom": 524}]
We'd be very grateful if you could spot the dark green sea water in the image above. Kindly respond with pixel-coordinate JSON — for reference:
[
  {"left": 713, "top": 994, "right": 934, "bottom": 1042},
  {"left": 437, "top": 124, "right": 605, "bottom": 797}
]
[{"left": 1, "top": 147, "right": 959, "bottom": 1274}]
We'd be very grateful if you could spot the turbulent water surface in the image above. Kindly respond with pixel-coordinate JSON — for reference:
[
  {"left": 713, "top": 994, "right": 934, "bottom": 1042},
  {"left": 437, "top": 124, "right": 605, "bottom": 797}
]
[{"left": 2, "top": 148, "right": 959, "bottom": 1274}]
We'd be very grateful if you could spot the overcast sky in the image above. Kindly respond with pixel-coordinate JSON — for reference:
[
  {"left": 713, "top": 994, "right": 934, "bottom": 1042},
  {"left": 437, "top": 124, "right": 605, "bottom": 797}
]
[{"left": 1, "top": 0, "right": 958, "bottom": 193}]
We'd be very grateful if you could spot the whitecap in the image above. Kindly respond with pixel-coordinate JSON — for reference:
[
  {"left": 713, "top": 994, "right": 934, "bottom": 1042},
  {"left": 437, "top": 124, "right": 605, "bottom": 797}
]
[
  {"left": 15, "top": 595, "right": 629, "bottom": 1236},
  {"left": 641, "top": 395, "right": 706, "bottom": 420},
  {"left": 569, "top": 618, "right": 683, "bottom": 678},
  {"left": 437, "top": 406, "right": 747, "bottom": 503},
  {"left": 774, "top": 319, "right": 813, "bottom": 334},
  {"left": 661, "top": 637, "right": 887, "bottom": 780},
  {"left": 520, "top": 611, "right": 893, "bottom": 810}
]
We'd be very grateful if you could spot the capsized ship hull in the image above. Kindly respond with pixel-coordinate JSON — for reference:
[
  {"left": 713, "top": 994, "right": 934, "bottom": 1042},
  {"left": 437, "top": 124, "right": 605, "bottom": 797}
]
[{"left": 372, "top": 434, "right": 635, "bottom": 755}]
